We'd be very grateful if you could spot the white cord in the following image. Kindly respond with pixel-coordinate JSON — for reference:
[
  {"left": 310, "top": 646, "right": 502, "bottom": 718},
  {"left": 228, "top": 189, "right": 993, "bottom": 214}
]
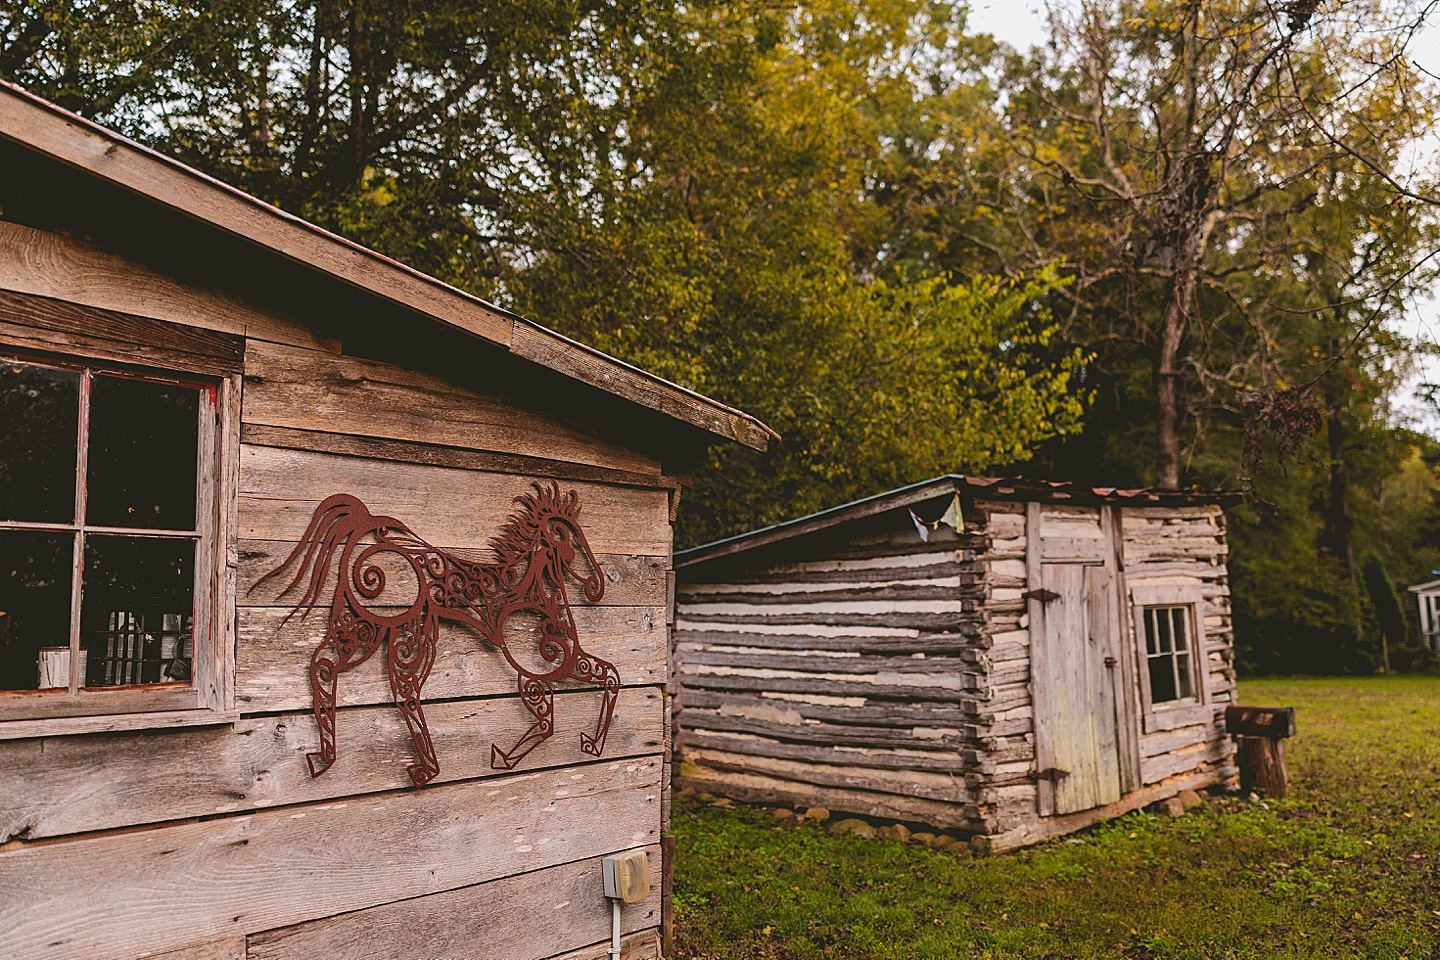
[{"left": 607, "top": 898, "right": 621, "bottom": 960}]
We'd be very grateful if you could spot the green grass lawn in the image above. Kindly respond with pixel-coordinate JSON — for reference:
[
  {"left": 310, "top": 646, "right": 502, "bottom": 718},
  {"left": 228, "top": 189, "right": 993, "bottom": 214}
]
[{"left": 671, "top": 676, "right": 1440, "bottom": 959}]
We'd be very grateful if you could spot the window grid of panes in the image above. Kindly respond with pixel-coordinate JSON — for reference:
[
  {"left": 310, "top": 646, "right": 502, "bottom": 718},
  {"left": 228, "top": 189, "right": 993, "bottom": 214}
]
[
  {"left": 0, "top": 354, "right": 206, "bottom": 695},
  {"left": 1142, "top": 604, "right": 1196, "bottom": 705}
]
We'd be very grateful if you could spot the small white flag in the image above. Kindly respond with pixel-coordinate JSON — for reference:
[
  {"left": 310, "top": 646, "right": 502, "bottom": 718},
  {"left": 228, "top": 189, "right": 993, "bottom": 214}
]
[{"left": 909, "top": 509, "right": 929, "bottom": 542}]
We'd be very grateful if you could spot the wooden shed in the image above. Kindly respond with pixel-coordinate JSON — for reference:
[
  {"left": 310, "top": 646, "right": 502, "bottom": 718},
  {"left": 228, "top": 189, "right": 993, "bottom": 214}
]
[
  {"left": 672, "top": 475, "right": 1240, "bottom": 853},
  {"left": 0, "top": 83, "right": 771, "bottom": 960}
]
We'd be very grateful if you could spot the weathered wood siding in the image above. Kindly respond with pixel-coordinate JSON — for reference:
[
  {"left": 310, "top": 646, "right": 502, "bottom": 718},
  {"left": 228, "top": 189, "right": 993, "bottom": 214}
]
[
  {"left": 674, "top": 523, "right": 995, "bottom": 831},
  {"left": 674, "top": 494, "right": 1238, "bottom": 853},
  {"left": 972, "top": 500, "right": 1237, "bottom": 851},
  {"left": 0, "top": 226, "right": 671, "bottom": 960},
  {"left": 1121, "top": 504, "right": 1237, "bottom": 786}
]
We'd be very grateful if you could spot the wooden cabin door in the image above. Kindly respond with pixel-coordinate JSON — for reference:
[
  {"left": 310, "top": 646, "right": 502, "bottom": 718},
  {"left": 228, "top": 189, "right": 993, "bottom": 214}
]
[{"left": 1032, "top": 562, "right": 1124, "bottom": 815}]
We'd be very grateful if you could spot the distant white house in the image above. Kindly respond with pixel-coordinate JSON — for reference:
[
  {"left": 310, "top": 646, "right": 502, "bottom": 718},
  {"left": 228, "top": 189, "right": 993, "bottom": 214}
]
[{"left": 1407, "top": 578, "right": 1440, "bottom": 652}]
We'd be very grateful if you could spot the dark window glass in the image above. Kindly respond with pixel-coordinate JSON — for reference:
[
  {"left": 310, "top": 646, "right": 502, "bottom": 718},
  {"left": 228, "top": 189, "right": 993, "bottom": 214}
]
[
  {"left": 81, "top": 535, "right": 195, "bottom": 686},
  {"left": 1148, "top": 648, "right": 1178, "bottom": 703},
  {"left": 86, "top": 375, "right": 199, "bottom": 530},
  {"left": 1144, "top": 605, "right": 1194, "bottom": 705},
  {"left": 0, "top": 531, "right": 74, "bottom": 690},
  {"left": 0, "top": 360, "right": 79, "bottom": 523}
]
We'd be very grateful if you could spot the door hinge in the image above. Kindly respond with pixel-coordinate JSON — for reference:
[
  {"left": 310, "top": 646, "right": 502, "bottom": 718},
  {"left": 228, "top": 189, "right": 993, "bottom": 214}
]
[
  {"left": 1034, "top": 767, "right": 1071, "bottom": 783},
  {"left": 1104, "top": 656, "right": 1117, "bottom": 667},
  {"left": 1022, "top": 588, "right": 1061, "bottom": 603}
]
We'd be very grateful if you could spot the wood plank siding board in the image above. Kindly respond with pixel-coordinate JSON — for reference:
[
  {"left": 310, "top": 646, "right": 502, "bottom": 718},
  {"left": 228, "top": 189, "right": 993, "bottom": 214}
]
[
  {"left": 0, "top": 221, "right": 327, "bottom": 350},
  {"left": 239, "top": 424, "right": 676, "bottom": 494},
  {"left": 237, "top": 605, "right": 665, "bottom": 712},
  {"left": 678, "top": 649, "right": 973, "bottom": 676},
  {"left": 237, "top": 444, "right": 672, "bottom": 556},
  {"left": 240, "top": 543, "right": 667, "bottom": 609},
  {"left": 0, "top": 84, "right": 772, "bottom": 450},
  {"left": 0, "top": 288, "right": 245, "bottom": 375},
  {"left": 241, "top": 339, "right": 662, "bottom": 477},
  {"left": 0, "top": 688, "right": 665, "bottom": 843},
  {"left": 545, "top": 930, "right": 661, "bottom": 960},
  {"left": 0, "top": 757, "right": 663, "bottom": 960},
  {"left": 245, "top": 848, "right": 662, "bottom": 960}
]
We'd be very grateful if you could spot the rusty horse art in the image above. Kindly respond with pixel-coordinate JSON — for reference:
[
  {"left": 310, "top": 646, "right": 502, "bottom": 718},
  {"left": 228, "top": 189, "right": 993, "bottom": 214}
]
[{"left": 255, "top": 484, "right": 620, "bottom": 787}]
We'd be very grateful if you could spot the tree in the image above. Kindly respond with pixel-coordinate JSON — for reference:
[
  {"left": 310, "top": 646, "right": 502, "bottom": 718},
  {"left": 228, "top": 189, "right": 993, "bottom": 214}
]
[
  {"left": 0, "top": 0, "right": 1090, "bottom": 544},
  {"left": 933, "top": 0, "right": 1440, "bottom": 490}
]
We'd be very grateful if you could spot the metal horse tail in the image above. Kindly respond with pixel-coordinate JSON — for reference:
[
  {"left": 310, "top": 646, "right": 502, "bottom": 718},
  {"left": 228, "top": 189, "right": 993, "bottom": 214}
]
[{"left": 251, "top": 493, "right": 373, "bottom": 624}]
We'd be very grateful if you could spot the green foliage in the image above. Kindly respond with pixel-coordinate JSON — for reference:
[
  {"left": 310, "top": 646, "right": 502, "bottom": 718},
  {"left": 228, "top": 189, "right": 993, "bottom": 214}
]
[
  {"left": 674, "top": 676, "right": 1440, "bottom": 959},
  {"left": 0, "top": 0, "right": 1089, "bottom": 545},
  {"left": 6, "top": 1, "right": 1440, "bottom": 665}
]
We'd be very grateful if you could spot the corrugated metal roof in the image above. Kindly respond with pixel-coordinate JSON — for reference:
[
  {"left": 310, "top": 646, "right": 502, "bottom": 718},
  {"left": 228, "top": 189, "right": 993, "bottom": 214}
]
[{"left": 677, "top": 474, "right": 1240, "bottom": 568}]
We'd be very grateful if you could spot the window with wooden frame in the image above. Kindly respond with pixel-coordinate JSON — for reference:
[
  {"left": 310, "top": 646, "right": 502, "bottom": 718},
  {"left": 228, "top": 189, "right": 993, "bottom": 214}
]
[
  {"left": 0, "top": 341, "right": 237, "bottom": 737},
  {"left": 1129, "top": 584, "right": 1212, "bottom": 731}
]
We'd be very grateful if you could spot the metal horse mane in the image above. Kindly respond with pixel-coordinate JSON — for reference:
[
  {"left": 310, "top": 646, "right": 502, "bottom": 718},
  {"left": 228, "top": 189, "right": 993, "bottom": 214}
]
[{"left": 254, "top": 483, "right": 620, "bottom": 787}]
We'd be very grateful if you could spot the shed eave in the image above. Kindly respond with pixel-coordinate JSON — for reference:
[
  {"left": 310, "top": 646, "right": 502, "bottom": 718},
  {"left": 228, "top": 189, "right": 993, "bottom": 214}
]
[
  {"left": 677, "top": 474, "right": 1242, "bottom": 569},
  {"left": 0, "top": 81, "right": 773, "bottom": 452}
]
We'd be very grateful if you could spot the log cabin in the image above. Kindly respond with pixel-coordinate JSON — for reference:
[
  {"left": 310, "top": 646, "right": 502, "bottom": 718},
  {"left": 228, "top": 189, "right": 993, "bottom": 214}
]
[
  {"left": 0, "top": 82, "right": 772, "bottom": 960},
  {"left": 672, "top": 475, "right": 1240, "bottom": 853}
]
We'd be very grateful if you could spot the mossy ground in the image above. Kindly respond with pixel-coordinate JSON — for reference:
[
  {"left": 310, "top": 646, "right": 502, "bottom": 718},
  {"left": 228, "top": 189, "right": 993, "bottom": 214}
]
[{"left": 671, "top": 676, "right": 1440, "bottom": 959}]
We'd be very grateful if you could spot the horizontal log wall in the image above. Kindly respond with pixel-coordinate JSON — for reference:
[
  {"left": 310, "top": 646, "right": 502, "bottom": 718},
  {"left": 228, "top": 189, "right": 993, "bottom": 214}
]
[
  {"left": 675, "top": 495, "right": 1238, "bottom": 847},
  {"left": 675, "top": 520, "right": 994, "bottom": 831},
  {"left": 0, "top": 228, "right": 671, "bottom": 960}
]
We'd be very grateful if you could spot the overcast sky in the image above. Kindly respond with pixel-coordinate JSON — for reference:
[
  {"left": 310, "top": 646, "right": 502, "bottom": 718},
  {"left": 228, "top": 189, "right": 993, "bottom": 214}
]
[{"left": 967, "top": 1, "right": 1440, "bottom": 437}]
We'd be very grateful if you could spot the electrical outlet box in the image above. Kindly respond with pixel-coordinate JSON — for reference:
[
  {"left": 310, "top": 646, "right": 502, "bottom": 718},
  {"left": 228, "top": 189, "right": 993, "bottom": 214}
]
[{"left": 602, "top": 850, "right": 651, "bottom": 904}]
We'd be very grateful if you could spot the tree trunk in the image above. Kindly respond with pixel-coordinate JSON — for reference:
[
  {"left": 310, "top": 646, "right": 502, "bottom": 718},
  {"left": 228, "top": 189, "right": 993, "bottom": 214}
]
[
  {"left": 348, "top": 0, "right": 366, "bottom": 182},
  {"left": 1321, "top": 356, "right": 1369, "bottom": 669},
  {"left": 1155, "top": 262, "right": 1197, "bottom": 490}
]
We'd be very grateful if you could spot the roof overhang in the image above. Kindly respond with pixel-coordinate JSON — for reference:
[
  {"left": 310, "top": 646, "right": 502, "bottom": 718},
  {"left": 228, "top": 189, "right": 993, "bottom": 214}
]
[
  {"left": 0, "top": 81, "right": 774, "bottom": 453},
  {"left": 677, "top": 474, "right": 1241, "bottom": 569}
]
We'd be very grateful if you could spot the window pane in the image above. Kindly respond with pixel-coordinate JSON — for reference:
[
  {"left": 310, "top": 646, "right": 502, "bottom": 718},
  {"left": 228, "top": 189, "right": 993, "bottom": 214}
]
[
  {"left": 1170, "top": 608, "right": 1189, "bottom": 652},
  {"left": 81, "top": 535, "right": 194, "bottom": 687},
  {"left": 86, "top": 375, "right": 200, "bottom": 530},
  {"left": 1143, "top": 608, "right": 1157, "bottom": 655},
  {"left": 0, "top": 359, "right": 79, "bottom": 523},
  {"left": 1148, "top": 652, "right": 1178, "bottom": 703},
  {"left": 1154, "top": 608, "right": 1174, "bottom": 653},
  {"left": 1176, "top": 652, "right": 1195, "bottom": 699},
  {"left": 0, "top": 530, "right": 74, "bottom": 691}
]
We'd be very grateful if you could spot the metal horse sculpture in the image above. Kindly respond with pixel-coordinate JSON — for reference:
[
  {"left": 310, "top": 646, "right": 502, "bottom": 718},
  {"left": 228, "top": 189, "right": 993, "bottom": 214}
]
[{"left": 254, "top": 484, "right": 620, "bottom": 787}]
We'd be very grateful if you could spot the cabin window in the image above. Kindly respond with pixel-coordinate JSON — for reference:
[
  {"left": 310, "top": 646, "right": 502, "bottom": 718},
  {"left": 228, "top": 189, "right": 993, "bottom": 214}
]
[
  {"left": 1141, "top": 605, "right": 1196, "bottom": 704},
  {"left": 1129, "top": 584, "right": 1212, "bottom": 731},
  {"left": 0, "top": 354, "right": 221, "bottom": 726}
]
